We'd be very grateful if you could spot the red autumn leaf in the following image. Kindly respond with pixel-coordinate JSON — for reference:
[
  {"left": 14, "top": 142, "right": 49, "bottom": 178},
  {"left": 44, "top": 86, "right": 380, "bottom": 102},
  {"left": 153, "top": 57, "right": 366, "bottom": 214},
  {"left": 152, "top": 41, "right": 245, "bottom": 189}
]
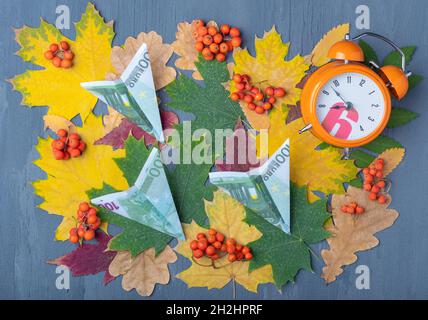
[
  {"left": 47, "top": 232, "right": 117, "bottom": 285},
  {"left": 215, "top": 118, "right": 261, "bottom": 172},
  {"left": 95, "top": 110, "right": 179, "bottom": 149}
]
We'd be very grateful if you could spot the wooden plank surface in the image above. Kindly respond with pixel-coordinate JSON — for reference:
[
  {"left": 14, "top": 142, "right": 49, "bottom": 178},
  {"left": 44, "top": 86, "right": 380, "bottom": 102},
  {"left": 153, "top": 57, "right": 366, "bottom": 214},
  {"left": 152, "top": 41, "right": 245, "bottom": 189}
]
[{"left": 0, "top": 0, "right": 427, "bottom": 299}]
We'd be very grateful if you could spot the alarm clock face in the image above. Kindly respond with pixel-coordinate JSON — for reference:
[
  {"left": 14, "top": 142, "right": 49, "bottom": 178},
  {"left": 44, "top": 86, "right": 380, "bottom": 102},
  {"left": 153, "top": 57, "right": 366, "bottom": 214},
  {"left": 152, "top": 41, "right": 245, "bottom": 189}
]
[{"left": 315, "top": 72, "right": 386, "bottom": 141}]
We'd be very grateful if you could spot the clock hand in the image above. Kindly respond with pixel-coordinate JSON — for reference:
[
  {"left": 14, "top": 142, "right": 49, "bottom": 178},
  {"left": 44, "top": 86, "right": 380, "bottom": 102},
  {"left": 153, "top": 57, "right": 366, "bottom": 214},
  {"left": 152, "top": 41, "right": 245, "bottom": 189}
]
[
  {"left": 330, "top": 86, "right": 354, "bottom": 111},
  {"left": 330, "top": 86, "right": 347, "bottom": 104}
]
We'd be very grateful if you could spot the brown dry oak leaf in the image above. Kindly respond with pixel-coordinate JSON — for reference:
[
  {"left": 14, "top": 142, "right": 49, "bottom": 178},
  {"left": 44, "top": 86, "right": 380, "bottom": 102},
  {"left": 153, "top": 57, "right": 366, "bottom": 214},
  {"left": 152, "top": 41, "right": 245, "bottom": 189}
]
[
  {"left": 321, "top": 186, "right": 399, "bottom": 283},
  {"left": 110, "top": 31, "right": 176, "bottom": 90},
  {"left": 369, "top": 148, "right": 405, "bottom": 177},
  {"left": 109, "top": 246, "right": 177, "bottom": 296},
  {"left": 172, "top": 20, "right": 217, "bottom": 80}
]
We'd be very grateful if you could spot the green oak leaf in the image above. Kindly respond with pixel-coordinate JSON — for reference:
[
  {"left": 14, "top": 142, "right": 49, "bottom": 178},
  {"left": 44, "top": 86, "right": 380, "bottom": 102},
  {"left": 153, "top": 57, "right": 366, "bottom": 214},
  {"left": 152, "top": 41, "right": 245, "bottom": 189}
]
[
  {"left": 165, "top": 58, "right": 243, "bottom": 226},
  {"left": 408, "top": 74, "right": 423, "bottom": 90},
  {"left": 359, "top": 40, "right": 379, "bottom": 65},
  {"left": 245, "top": 184, "right": 330, "bottom": 288},
  {"left": 87, "top": 136, "right": 172, "bottom": 256},
  {"left": 166, "top": 56, "right": 243, "bottom": 136},
  {"left": 387, "top": 107, "right": 420, "bottom": 128},
  {"left": 350, "top": 135, "right": 402, "bottom": 168},
  {"left": 383, "top": 46, "right": 416, "bottom": 67}
]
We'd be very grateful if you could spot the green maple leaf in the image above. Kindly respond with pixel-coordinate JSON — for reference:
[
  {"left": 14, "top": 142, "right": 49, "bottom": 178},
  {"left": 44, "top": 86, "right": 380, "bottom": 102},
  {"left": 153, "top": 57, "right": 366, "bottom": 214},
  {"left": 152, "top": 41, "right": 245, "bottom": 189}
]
[
  {"left": 245, "top": 183, "right": 330, "bottom": 288},
  {"left": 87, "top": 136, "right": 172, "bottom": 256},
  {"left": 166, "top": 56, "right": 243, "bottom": 136},
  {"left": 165, "top": 58, "right": 244, "bottom": 225}
]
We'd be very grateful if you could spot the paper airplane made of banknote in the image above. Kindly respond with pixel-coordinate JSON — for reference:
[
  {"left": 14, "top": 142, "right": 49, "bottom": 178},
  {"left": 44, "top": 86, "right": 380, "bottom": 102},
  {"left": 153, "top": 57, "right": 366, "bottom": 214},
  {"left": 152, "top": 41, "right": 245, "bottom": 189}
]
[
  {"left": 209, "top": 139, "right": 290, "bottom": 234},
  {"left": 91, "top": 148, "right": 185, "bottom": 240},
  {"left": 81, "top": 43, "right": 164, "bottom": 143}
]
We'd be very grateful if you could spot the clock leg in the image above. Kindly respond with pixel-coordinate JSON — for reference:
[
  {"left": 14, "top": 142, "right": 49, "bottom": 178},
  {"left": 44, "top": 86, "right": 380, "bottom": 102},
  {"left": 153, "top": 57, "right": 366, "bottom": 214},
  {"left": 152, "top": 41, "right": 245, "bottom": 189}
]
[{"left": 342, "top": 147, "right": 351, "bottom": 160}]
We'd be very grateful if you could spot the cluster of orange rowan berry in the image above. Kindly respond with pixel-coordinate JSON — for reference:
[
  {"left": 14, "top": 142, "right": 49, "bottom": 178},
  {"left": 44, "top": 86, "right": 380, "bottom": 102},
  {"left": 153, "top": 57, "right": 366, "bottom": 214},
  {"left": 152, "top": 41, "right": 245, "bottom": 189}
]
[
  {"left": 51, "top": 129, "right": 86, "bottom": 160},
  {"left": 363, "top": 158, "right": 387, "bottom": 204},
  {"left": 190, "top": 228, "right": 253, "bottom": 263},
  {"left": 341, "top": 202, "right": 365, "bottom": 215},
  {"left": 44, "top": 41, "right": 75, "bottom": 68},
  {"left": 193, "top": 20, "right": 242, "bottom": 62},
  {"left": 230, "top": 73, "right": 286, "bottom": 114},
  {"left": 69, "top": 202, "right": 101, "bottom": 243}
]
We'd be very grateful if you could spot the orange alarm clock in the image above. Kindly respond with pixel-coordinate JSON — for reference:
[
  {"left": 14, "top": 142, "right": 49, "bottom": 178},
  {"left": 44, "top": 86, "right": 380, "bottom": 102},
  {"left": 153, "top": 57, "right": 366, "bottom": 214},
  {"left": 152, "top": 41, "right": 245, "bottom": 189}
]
[{"left": 300, "top": 32, "right": 411, "bottom": 149}]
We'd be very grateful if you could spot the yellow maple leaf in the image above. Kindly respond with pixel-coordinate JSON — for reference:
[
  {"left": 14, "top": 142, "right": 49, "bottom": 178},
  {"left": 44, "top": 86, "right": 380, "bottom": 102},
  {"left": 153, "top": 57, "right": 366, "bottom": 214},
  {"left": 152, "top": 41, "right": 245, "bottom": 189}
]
[
  {"left": 176, "top": 191, "right": 273, "bottom": 293},
  {"left": 310, "top": 23, "right": 350, "bottom": 67},
  {"left": 10, "top": 3, "right": 114, "bottom": 121},
  {"left": 33, "top": 113, "right": 128, "bottom": 240},
  {"left": 232, "top": 26, "right": 310, "bottom": 114},
  {"left": 262, "top": 106, "right": 358, "bottom": 202}
]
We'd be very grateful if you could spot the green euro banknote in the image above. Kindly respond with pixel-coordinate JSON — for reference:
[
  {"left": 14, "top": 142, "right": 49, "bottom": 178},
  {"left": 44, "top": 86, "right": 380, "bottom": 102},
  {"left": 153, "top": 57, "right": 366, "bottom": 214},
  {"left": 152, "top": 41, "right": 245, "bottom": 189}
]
[
  {"left": 81, "top": 43, "right": 164, "bottom": 143},
  {"left": 209, "top": 139, "right": 290, "bottom": 234},
  {"left": 91, "top": 148, "right": 184, "bottom": 240}
]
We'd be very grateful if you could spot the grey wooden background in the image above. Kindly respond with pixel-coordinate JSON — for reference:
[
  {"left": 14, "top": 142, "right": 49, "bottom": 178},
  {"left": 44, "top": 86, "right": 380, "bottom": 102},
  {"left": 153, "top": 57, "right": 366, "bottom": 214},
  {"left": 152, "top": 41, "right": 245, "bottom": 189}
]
[{"left": 1, "top": 0, "right": 427, "bottom": 300}]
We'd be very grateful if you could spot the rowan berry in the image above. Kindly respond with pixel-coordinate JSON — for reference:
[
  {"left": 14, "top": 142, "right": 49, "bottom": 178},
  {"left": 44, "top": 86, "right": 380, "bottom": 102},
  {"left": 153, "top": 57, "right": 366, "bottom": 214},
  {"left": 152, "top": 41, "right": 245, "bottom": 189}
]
[
  {"left": 247, "top": 103, "right": 256, "bottom": 110},
  {"left": 219, "top": 42, "right": 229, "bottom": 53},
  {"left": 244, "top": 95, "right": 254, "bottom": 103},
  {"left": 226, "top": 244, "right": 235, "bottom": 254},
  {"left": 230, "top": 93, "right": 240, "bottom": 101},
  {"left": 205, "top": 245, "right": 216, "bottom": 256},
  {"left": 52, "top": 56, "right": 62, "bottom": 67},
  {"left": 265, "top": 87, "right": 274, "bottom": 96},
  {"left": 197, "top": 233, "right": 206, "bottom": 240},
  {"left": 78, "top": 203, "right": 88, "bottom": 212},
  {"left": 377, "top": 180, "right": 386, "bottom": 188},
  {"left": 229, "top": 27, "right": 241, "bottom": 37},
  {"left": 60, "top": 41, "right": 70, "bottom": 50},
  {"left": 213, "top": 32, "right": 223, "bottom": 44},
  {"left": 198, "top": 240, "right": 208, "bottom": 251},
  {"left": 207, "top": 26, "right": 218, "bottom": 36},
  {"left": 255, "top": 106, "right": 265, "bottom": 114},
  {"left": 233, "top": 74, "right": 242, "bottom": 83},
  {"left": 69, "top": 234, "right": 79, "bottom": 243},
  {"left": 49, "top": 43, "right": 59, "bottom": 53},
  {"left": 190, "top": 240, "right": 198, "bottom": 250},
  {"left": 378, "top": 195, "right": 387, "bottom": 204},
  {"left": 356, "top": 206, "right": 365, "bottom": 214},
  {"left": 363, "top": 183, "right": 372, "bottom": 191},
  {"left": 254, "top": 92, "right": 264, "bottom": 101},
  {"left": 195, "top": 41, "right": 204, "bottom": 52},
  {"left": 372, "top": 185, "right": 381, "bottom": 194},
  {"left": 209, "top": 43, "right": 219, "bottom": 54},
  {"left": 263, "top": 102, "right": 272, "bottom": 110},
  {"left": 244, "top": 253, "right": 253, "bottom": 260},
  {"left": 53, "top": 150, "right": 65, "bottom": 160},
  {"left": 197, "top": 26, "right": 208, "bottom": 36},
  {"left": 231, "top": 37, "right": 242, "bottom": 47},
  {"left": 220, "top": 24, "right": 230, "bottom": 34},
  {"left": 57, "top": 129, "right": 68, "bottom": 137},
  {"left": 228, "top": 254, "right": 237, "bottom": 262},
  {"left": 274, "top": 87, "right": 286, "bottom": 97},
  {"left": 69, "top": 133, "right": 80, "bottom": 141},
  {"left": 202, "top": 35, "right": 213, "bottom": 46},
  {"left": 213, "top": 241, "right": 222, "bottom": 249},
  {"left": 193, "top": 249, "right": 204, "bottom": 259},
  {"left": 44, "top": 50, "right": 54, "bottom": 60},
  {"left": 70, "top": 148, "right": 81, "bottom": 158},
  {"left": 241, "top": 246, "right": 250, "bottom": 255},
  {"left": 369, "top": 192, "right": 378, "bottom": 201},
  {"left": 84, "top": 229, "right": 95, "bottom": 241}
]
